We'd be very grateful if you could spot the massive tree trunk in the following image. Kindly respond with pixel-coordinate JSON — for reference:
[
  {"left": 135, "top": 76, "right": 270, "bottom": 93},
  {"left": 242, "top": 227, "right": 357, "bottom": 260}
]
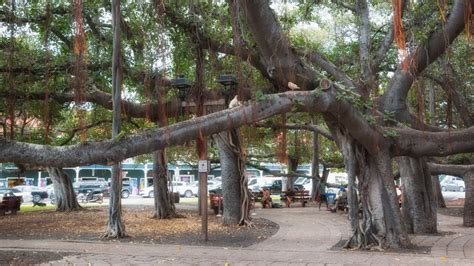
[
  {"left": 104, "top": 164, "right": 126, "bottom": 238},
  {"left": 463, "top": 171, "right": 474, "bottom": 227},
  {"left": 46, "top": 167, "right": 81, "bottom": 211},
  {"left": 103, "top": 0, "right": 126, "bottom": 238},
  {"left": 152, "top": 150, "right": 178, "bottom": 219},
  {"left": 398, "top": 157, "right": 437, "bottom": 234},
  {"left": 215, "top": 129, "right": 250, "bottom": 225},
  {"left": 328, "top": 121, "right": 410, "bottom": 249}
]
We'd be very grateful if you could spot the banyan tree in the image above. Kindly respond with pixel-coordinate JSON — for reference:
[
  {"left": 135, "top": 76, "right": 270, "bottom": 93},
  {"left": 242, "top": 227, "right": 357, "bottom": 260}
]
[{"left": 0, "top": 0, "right": 473, "bottom": 248}]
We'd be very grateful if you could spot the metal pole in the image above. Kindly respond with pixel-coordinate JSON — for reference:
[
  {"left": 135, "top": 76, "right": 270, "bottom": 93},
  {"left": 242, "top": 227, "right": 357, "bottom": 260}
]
[{"left": 199, "top": 167, "right": 208, "bottom": 241}]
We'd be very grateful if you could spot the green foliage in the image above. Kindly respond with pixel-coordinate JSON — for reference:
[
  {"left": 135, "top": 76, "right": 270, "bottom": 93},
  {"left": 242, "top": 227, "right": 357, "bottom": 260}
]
[{"left": 383, "top": 129, "right": 399, "bottom": 138}]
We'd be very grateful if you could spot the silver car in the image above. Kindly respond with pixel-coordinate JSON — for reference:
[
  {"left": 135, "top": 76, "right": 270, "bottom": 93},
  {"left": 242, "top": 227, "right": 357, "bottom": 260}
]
[{"left": 441, "top": 176, "right": 465, "bottom": 192}]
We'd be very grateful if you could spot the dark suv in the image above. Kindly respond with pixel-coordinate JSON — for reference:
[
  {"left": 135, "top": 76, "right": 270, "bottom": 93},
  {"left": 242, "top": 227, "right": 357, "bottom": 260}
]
[
  {"left": 260, "top": 179, "right": 282, "bottom": 194},
  {"left": 106, "top": 181, "right": 132, "bottom": 198},
  {"left": 73, "top": 181, "right": 109, "bottom": 197}
]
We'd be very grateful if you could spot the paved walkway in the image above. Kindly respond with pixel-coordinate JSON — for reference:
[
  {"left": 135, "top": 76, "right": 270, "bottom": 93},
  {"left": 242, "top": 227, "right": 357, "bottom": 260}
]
[{"left": 0, "top": 207, "right": 473, "bottom": 265}]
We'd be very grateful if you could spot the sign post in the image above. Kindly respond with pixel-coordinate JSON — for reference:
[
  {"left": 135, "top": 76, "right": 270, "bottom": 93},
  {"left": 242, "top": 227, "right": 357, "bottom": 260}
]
[{"left": 198, "top": 159, "right": 209, "bottom": 241}]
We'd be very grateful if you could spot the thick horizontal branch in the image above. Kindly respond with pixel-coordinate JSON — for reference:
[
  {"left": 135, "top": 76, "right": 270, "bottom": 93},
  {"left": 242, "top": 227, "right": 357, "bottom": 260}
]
[
  {"left": 0, "top": 85, "right": 226, "bottom": 121},
  {"left": 1, "top": 87, "right": 473, "bottom": 167},
  {"left": 391, "top": 126, "right": 474, "bottom": 157},
  {"left": 0, "top": 90, "right": 327, "bottom": 167},
  {"left": 428, "top": 163, "right": 474, "bottom": 177}
]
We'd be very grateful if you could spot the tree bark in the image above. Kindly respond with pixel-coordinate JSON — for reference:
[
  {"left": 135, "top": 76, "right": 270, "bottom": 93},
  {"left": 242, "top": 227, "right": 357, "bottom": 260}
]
[
  {"left": 103, "top": 0, "right": 126, "bottom": 238},
  {"left": 398, "top": 157, "right": 437, "bottom": 234},
  {"left": 374, "top": 153, "right": 411, "bottom": 248},
  {"left": 152, "top": 150, "right": 178, "bottom": 219},
  {"left": 151, "top": 69, "right": 178, "bottom": 219},
  {"left": 310, "top": 121, "right": 320, "bottom": 200},
  {"left": 328, "top": 121, "right": 409, "bottom": 249},
  {"left": 215, "top": 130, "right": 243, "bottom": 225},
  {"left": 432, "top": 175, "right": 447, "bottom": 208},
  {"left": 287, "top": 155, "right": 299, "bottom": 190},
  {"left": 46, "top": 167, "right": 81, "bottom": 211},
  {"left": 366, "top": 157, "right": 385, "bottom": 235},
  {"left": 464, "top": 171, "right": 474, "bottom": 227},
  {"left": 104, "top": 164, "right": 126, "bottom": 238}
]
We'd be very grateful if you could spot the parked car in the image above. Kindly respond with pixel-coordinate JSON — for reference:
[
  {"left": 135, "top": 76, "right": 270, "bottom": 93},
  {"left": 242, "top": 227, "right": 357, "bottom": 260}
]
[
  {"left": 73, "top": 181, "right": 109, "bottom": 197},
  {"left": 440, "top": 175, "right": 465, "bottom": 192},
  {"left": 140, "top": 181, "right": 198, "bottom": 198},
  {"left": 45, "top": 184, "right": 55, "bottom": 197},
  {"left": 182, "top": 183, "right": 199, "bottom": 198},
  {"left": 13, "top": 185, "right": 49, "bottom": 203},
  {"left": 0, "top": 188, "right": 24, "bottom": 202},
  {"left": 120, "top": 181, "right": 132, "bottom": 199},
  {"left": 260, "top": 178, "right": 283, "bottom": 194}
]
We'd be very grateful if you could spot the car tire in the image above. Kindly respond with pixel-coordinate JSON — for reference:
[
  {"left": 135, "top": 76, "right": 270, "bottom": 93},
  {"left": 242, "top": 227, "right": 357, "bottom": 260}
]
[
  {"left": 441, "top": 186, "right": 447, "bottom": 192},
  {"left": 460, "top": 187, "right": 465, "bottom": 192},
  {"left": 121, "top": 190, "right": 130, "bottom": 199},
  {"left": 148, "top": 191, "right": 154, "bottom": 198},
  {"left": 184, "top": 190, "right": 193, "bottom": 198},
  {"left": 33, "top": 194, "right": 41, "bottom": 203}
]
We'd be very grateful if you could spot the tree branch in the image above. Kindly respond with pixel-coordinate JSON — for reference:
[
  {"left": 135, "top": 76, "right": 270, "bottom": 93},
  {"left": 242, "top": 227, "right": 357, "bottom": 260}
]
[
  {"left": 372, "top": 21, "right": 394, "bottom": 71},
  {"left": 301, "top": 51, "right": 357, "bottom": 90},
  {"left": 59, "top": 120, "right": 112, "bottom": 146},
  {"left": 428, "top": 163, "right": 474, "bottom": 177},
  {"left": 391, "top": 126, "right": 474, "bottom": 157},
  {"left": 0, "top": 88, "right": 473, "bottom": 167},
  {"left": 356, "top": 0, "right": 372, "bottom": 98},
  {"left": 382, "top": 0, "right": 467, "bottom": 115},
  {"left": 241, "top": 0, "right": 318, "bottom": 90}
]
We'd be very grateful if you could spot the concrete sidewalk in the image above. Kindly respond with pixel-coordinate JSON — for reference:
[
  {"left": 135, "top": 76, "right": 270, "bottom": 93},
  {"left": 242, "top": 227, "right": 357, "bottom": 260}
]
[{"left": 0, "top": 207, "right": 473, "bottom": 265}]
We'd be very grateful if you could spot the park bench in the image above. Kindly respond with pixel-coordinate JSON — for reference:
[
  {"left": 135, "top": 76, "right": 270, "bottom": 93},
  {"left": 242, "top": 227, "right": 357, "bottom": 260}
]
[
  {"left": 280, "top": 190, "right": 310, "bottom": 207},
  {"left": 0, "top": 195, "right": 22, "bottom": 216}
]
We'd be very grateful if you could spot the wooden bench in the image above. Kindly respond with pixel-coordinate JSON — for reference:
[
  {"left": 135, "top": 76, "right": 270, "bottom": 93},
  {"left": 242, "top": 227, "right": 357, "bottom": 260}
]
[
  {"left": 280, "top": 190, "right": 310, "bottom": 207},
  {"left": 0, "top": 195, "right": 22, "bottom": 216}
]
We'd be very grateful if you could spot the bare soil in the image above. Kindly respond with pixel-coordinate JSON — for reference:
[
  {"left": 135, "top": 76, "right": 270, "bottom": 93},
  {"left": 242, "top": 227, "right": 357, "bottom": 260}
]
[
  {"left": 0, "top": 206, "right": 278, "bottom": 264},
  {"left": 438, "top": 206, "right": 464, "bottom": 217}
]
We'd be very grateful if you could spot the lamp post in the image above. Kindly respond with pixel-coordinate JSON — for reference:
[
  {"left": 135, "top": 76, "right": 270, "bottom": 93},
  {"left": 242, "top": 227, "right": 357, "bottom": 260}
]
[
  {"left": 171, "top": 77, "right": 192, "bottom": 116},
  {"left": 217, "top": 74, "right": 238, "bottom": 106}
]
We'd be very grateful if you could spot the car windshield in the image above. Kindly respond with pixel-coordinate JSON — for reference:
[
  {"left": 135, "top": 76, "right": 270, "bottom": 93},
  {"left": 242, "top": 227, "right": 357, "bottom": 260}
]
[
  {"left": 262, "top": 180, "right": 276, "bottom": 186},
  {"left": 294, "top": 177, "right": 307, "bottom": 185}
]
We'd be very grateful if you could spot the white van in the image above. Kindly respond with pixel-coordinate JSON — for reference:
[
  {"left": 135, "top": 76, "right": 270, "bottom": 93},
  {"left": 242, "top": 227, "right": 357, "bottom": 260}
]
[{"left": 327, "top": 172, "right": 348, "bottom": 185}]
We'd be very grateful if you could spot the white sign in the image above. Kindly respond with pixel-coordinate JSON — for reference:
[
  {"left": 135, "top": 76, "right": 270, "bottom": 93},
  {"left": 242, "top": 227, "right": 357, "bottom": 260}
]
[{"left": 198, "top": 160, "right": 209, "bottom": 173}]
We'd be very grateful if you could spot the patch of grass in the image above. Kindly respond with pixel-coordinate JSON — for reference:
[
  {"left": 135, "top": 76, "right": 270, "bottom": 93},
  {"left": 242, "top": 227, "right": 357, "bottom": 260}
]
[
  {"left": 271, "top": 195, "right": 281, "bottom": 201},
  {"left": 20, "top": 203, "right": 104, "bottom": 213},
  {"left": 178, "top": 197, "right": 199, "bottom": 205},
  {"left": 20, "top": 204, "right": 57, "bottom": 212}
]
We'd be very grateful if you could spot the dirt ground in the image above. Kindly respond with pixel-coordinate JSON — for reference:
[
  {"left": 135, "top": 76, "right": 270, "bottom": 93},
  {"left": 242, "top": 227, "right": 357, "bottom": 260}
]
[
  {"left": 438, "top": 206, "right": 464, "bottom": 217},
  {"left": 0, "top": 206, "right": 278, "bottom": 264}
]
